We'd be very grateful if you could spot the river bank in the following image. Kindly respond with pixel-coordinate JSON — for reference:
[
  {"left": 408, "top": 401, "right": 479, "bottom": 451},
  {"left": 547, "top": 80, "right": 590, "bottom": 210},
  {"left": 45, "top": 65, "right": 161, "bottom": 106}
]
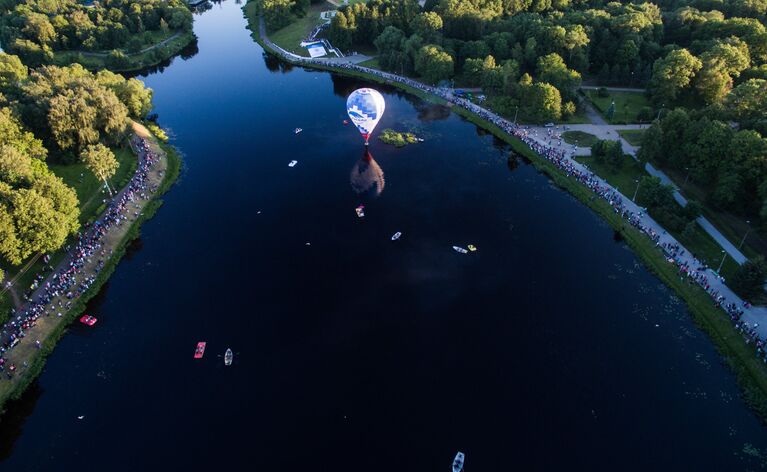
[
  {"left": 49, "top": 31, "right": 196, "bottom": 73},
  {"left": 0, "top": 122, "right": 181, "bottom": 413},
  {"left": 244, "top": 7, "right": 767, "bottom": 420}
]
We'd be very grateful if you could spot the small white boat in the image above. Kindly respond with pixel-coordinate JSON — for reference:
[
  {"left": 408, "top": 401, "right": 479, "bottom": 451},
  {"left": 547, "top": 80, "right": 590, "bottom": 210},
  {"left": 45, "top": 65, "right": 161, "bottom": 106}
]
[
  {"left": 452, "top": 246, "right": 468, "bottom": 254},
  {"left": 224, "top": 348, "right": 233, "bottom": 366},
  {"left": 288, "top": 160, "right": 297, "bottom": 167},
  {"left": 355, "top": 205, "right": 365, "bottom": 218},
  {"left": 294, "top": 128, "right": 303, "bottom": 134},
  {"left": 391, "top": 231, "right": 402, "bottom": 241},
  {"left": 452, "top": 452, "right": 465, "bottom": 472}
]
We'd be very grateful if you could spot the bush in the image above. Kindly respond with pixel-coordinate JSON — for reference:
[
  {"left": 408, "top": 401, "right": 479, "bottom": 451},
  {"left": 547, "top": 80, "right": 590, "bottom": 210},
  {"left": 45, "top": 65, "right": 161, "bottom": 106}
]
[
  {"left": 731, "top": 257, "right": 767, "bottom": 301},
  {"left": 637, "top": 106, "right": 654, "bottom": 122},
  {"left": 597, "top": 87, "right": 609, "bottom": 98},
  {"left": 106, "top": 50, "right": 130, "bottom": 69}
]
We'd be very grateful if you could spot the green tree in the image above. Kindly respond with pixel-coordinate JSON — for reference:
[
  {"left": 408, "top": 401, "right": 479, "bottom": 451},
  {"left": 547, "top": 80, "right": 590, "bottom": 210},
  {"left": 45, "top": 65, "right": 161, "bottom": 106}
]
[
  {"left": 649, "top": 49, "right": 702, "bottom": 105},
  {"left": 522, "top": 82, "right": 561, "bottom": 122},
  {"left": 637, "top": 122, "right": 663, "bottom": 163},
  {"left": 731, "top": 257, "right": 767, "bottom": 301},
  {"left": 535, "top": 53, "right": 581, "bottom": 101},
  {"left": 415, "top": 45, "right": 454, "bottom": 84},
  {"left": 0, "top": 53, "right": 28, "bottom": 90},
  {"left": 261, "top": 0, "right": 296, "bottom": 31},
  {"left": 410, "top": 12, "right": 443, "bottom": 44},
  {"left": 81, "top": 143, "right": 119, "bottom": 195},
  {"left": 726, "top": 79, "right": 767, "bottom": 124}
]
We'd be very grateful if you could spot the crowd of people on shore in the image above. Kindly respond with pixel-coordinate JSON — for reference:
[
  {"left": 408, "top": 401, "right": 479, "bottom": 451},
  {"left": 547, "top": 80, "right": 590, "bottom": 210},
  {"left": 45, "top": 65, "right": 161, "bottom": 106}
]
[
  {"left": 0, "top": 137, "right": 160, "bottom": 378},
  {"left": 267, "top": 44, "right": 767, "bottom": 361}
]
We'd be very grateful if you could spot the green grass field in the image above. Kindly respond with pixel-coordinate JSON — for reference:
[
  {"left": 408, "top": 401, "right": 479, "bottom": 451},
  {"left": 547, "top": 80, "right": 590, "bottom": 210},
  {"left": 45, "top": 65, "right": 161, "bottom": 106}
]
[
  {"left": 574, "top": 153, "right": 645, "bottom": 197},
  {"left": 358, "top": 57, "right": 381, "bottom": 69},
  {"left": 562, "top": 131, "right": 599, "bottom": 147},
  {"left": 268, "top": 4, "right": 331, "bottom": 57},
  {"left": 618, "top": 129, "right": 645, "bottom": 146},
  {"left": 586, "top": 90, "right": 651, "bottom": 124}
]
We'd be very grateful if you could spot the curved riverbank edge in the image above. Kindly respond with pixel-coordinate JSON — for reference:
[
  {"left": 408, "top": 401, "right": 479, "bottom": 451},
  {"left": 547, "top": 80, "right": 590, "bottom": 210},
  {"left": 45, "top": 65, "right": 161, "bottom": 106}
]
[
  {"left": 244, "top": 10, "right": 767, "bottom": 421},
  {"left": 48, "top": 31, "right": 196, "bottom": 73},
  {"left": 0, "top": 132, "right": 182, "bottom": 417}
]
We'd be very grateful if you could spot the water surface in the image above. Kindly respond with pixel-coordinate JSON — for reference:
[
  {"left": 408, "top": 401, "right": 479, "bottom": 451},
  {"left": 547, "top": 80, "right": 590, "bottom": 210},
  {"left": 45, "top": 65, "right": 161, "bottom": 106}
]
[{"left": 2, "top": 2, "right": 767, "bottom": 469}]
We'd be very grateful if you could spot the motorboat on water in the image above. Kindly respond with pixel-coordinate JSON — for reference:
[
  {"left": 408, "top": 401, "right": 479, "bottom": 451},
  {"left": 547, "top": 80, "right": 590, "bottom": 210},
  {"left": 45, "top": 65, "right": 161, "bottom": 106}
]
[
  {"left": 452, "top": 246, "right": 468, "bottom": 254},
  {"left": 224, "top": 348, "right": 233, "bottom": 366},
  {"left": 452, "top": 452, "right": 465, "bottom": 472},
  {"left": 194, "top": 342, "right": 206, "bottom": 359},
  {"left": 79, "top": 315, "right": 97, "bottom": 326},
  {"left": 355, "top": 205, "right": 365, "bottom": 218},
  {"left": 391, "top": 231, "right": 402, "bottom": 241},
  {"left": 294, "top": 127, "right": 303, "bottom": 134}
]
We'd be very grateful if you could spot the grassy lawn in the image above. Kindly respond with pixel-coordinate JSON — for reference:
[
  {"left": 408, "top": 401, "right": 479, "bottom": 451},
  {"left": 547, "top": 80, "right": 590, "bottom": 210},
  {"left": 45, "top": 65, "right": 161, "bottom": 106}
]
[
  {"left": 618, "top": 129, "right": 645, "bottom": 146},
  {"left": 574, "top": 153, "right": 645, "bottom": 197},
  {"left": 562, "top": 131, "right": 598, "bottom": 147},
  {"left": 268, "top": 4, "right": 331, "bottom": 57},
  {"left": 586, "top": 90, "right": 650, "bottom": 124},
  {"left": 0, "top": 145, "right": 137, "bottom": 322},
  {"left": 358, "top": 57, "right": 381, "bottom": 69},
  {"left": 49, "top": 147, "right": 137, "bottom": 225}
]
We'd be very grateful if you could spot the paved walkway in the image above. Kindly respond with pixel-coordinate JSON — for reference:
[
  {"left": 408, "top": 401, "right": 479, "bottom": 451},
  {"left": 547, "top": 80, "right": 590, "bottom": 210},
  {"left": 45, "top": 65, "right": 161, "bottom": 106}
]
[
  {"left": 568, "top": 104, "right": 749, "bottom": 265},
  {"left": 581, "top": 85, "right": 646, "bottom": 93}
]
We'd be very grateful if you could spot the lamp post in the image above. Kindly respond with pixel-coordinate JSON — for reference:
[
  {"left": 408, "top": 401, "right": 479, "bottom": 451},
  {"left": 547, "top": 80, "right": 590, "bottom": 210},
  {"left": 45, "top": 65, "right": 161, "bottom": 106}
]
[
  {"left": 717, "top": 250, "right": 727, "bottom": 273},
  {"left": 684, "top": 167, "right": 690, "bottom": 185},
  {"left": 739, "top": 220, "right": 751, "bottom": 249},
  {"left": 513, "top": 106, "right": 519, "bottom": 125},
  {"left": 632, "top": 178, "right": 640, "bottom": 202},
  {"left": 656, "top": 105, "right": 664, "bottom": 121}
]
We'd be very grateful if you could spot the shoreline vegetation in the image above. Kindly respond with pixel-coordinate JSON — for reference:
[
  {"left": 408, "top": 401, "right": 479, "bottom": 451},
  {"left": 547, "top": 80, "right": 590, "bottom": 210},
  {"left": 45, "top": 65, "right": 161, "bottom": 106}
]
[
  {"left": 50, "top": 31, "right": 196, "bottom": 73},
  {"left": 243, "top": 7, "right": 767, "bottom": 421},
  {"left": 378, "top": 129, "right": 420, "bottom": 147},
  {"left": 0, "top": 123, "right": 181, "bottom": 413}
]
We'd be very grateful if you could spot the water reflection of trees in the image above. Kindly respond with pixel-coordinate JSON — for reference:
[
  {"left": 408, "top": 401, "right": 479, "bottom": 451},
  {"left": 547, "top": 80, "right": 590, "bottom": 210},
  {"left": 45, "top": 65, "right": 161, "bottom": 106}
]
[
  {"left": 262, "top": 52, "right": 294, "bottom": 73},
  {"left": 0, "top": 384, "right": 43, "bottom": 460},
  {"left": 330, "top": 74, "right": 451, "bottom": 124},
  {"left": 128, "top": 36, "right": 200, "bottom": 78},
  {"left": 350, "top": 149, "right": 385, "bottom": 196}
]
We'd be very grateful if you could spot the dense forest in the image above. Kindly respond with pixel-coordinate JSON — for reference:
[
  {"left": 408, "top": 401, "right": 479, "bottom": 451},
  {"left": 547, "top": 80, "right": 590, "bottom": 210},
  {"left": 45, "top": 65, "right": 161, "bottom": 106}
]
[
  {"left": 0, "top": 0, "right": 193, "bottom": 66},
  {"left": 318, "top": 0, "right": 766, "bottom": 124},
  {"left": 0, "top": 52, "right": 154, "bottom": 280}
]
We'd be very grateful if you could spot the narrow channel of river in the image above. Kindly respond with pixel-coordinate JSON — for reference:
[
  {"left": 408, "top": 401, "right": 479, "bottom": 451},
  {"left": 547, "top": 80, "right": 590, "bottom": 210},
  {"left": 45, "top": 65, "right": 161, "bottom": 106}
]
[{"left": 2, "top": 2, "right": 767, "bottom": 469}]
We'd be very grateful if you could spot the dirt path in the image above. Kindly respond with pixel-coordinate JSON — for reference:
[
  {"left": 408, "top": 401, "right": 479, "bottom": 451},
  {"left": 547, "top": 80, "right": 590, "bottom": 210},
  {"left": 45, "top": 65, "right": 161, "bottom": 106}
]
[{"left": 0, "top": 121, "right": 168, "bottom": 400}]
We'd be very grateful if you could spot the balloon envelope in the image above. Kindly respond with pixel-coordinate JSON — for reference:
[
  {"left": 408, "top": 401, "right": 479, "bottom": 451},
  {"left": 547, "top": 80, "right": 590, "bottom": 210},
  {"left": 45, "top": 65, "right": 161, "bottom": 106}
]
[{"left": 346, "top": 88, "right": 385, "bottom": 142}]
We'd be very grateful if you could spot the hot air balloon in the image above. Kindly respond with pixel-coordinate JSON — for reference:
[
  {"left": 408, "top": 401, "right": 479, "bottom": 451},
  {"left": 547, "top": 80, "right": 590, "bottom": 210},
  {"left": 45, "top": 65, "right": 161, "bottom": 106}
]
[{"left": 346, "top": 88, "right": 385, "bottom": 145}]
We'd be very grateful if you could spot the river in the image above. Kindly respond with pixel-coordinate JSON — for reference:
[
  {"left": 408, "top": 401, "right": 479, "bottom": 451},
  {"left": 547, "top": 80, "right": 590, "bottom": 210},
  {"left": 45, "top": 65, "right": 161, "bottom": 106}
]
[{"left": 2, "top": 2, "right": 767, "bottom": 469}]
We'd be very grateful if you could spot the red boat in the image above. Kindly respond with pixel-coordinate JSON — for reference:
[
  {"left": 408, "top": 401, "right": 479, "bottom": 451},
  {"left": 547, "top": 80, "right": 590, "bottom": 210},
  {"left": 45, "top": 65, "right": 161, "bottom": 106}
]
[
  {"left": 194, "top": 342, "right": 206, "bottom": 359},
  {"left": 79, "top": 315, "right": 97, "bottom": 326}
]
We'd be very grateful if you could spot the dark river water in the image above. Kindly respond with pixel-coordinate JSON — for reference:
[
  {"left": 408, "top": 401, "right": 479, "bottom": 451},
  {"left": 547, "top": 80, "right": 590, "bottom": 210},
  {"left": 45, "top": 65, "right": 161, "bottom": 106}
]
[{"left": 2, "top": 2, "right": 767, "bottom": 470}]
